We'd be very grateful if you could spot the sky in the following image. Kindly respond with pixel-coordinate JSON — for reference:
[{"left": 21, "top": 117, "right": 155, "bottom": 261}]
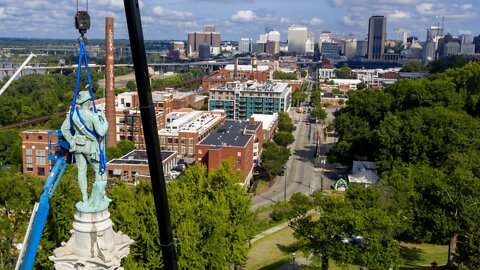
[{"left": 0, "top": 0, "right": 478, "bottom": 42}]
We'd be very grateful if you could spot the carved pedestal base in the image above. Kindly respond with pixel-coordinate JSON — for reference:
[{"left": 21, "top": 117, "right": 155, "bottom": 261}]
[{"left": 49, "top": 209, "right": 133, "bottom": 270}]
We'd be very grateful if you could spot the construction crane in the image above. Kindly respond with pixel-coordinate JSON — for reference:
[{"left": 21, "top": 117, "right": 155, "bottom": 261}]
[{"left": 0, "top": 53, "right": 36, "bottom": 96}]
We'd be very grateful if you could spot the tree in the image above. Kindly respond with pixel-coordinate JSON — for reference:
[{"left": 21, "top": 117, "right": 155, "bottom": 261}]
[
  {"left": 0, "top": 129, "right": 22, "bottom": 167},
  {"left": 292, "top": 90, "right": 307, "bottom": 107},
  {"left": 260, "top": 142, "right": 290, "bottom": 180},
  {"left": 273, "top": 131, "right": 294, "bottom": 146},
  {"left": 400, "top": 61, "right": 427, "bottom": 73},
  {"left": 300, "top": 69, "right": 307, "bottom": 78},
  {"left": 277, "top": 112, "right": 295, "bottom": 133},
  {"left": 109, "top": 161, "right": 254, "bottom": 269},
  {"left": 334, "top": 64, "right": 356, "bottom": 79},
  {"left": 427, "top": 55, "right": 469, "bottom": 74},
  {"left": 0, "top": 172, "right": 43, "bottom": 269},
  {"left": 107, "top": 140, "right": 135, "bottom": 160},
  {"left": 290, "top": 187, "right": 400, "bottom": 270},
  {"left": 356, "top": 82, "right": 367, "bottom": 90},
  {"left": 126, "top": 80, "right": 137, "bottom": 91},
  {"left": 273, "top": 70, "right": 297, "bottom": 80},
  {"left": 310, "top": 106, "right": 327, "bottom": 121}
]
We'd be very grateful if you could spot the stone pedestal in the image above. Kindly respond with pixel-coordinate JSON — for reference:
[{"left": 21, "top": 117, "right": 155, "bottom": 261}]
[{"left": 49, "top": 209, "right": 133, "bottom": 270}]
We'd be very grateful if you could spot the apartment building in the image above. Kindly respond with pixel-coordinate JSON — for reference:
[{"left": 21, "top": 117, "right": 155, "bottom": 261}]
[
  {"left": 106, "top": 150, "right": 177, "bottom": 182},
  {"left": 208, "top": 81, "right": 291, "bottom": 120},
  {"left": 159, "top": 110, "right": 226, "bottom": 157},
  {"left": 195, "top": 119, "right": 263, "bottom": 187}
]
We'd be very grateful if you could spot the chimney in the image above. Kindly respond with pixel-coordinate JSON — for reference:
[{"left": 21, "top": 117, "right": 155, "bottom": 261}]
[
  {"left": 233, "top": 57, "right": 238, "bottom": 79},
  {"left": 105, "top": 16, "right": 117, "bottom": 147}
]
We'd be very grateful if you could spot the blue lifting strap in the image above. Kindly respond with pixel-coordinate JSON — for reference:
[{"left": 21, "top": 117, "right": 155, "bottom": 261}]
[{"left": 69, "top": 40, "right": 107, "bottom": 174}]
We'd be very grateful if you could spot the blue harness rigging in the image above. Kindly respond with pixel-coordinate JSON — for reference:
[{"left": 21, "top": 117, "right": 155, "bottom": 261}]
[{"left": 68, "top": 40, "right": 107, "bottom": 174}]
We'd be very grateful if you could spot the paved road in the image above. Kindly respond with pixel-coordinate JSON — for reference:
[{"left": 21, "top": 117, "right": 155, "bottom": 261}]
[{"left": 251, "top": 111, "right": 334, "bottom": 211}]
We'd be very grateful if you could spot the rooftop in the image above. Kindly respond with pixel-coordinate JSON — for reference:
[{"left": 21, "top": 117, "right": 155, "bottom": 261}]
[
  {"left": 251, "top": 113, "right": 278, "bottom": 130},
  {"left": 210, "top": 81, "right": 290, "bottom": 93},
  {"left": 198, "top": 120, "right": 260, "bottom": 147},
  {"left": 159, "top": 111, "right": 224, "bottom": 135},
  {"left": 107, "top": 150, "right": 176, "bottom": 165},
  {"left": 224, "top": 64, "right": 269, "bottom": 72}
]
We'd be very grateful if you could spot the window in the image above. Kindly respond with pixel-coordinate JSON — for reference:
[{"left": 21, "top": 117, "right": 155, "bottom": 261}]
[
  {"left": 181, "top": 147, "right": 186, "bottom": 154},
  {"left": 26, "top": 149, "right": 33, "bottom": 171},
  {"left": 237, "top": 159, "right": 241, "bottom": 164},
  {"left": 37, "top": 167, "right": 45, "bottom": 176},
  {"left": 126, "top": 102, "right": 131, "bottom": 107},
  {"left": 198, "top": 149, "right": 202, "bottom": 155},
  {"left": 38, "top": 135, "right": 43, "bottom": 141},
  {"left": 167, "top": 138, "right": 173, "bottom": 143},
  {"left": 189, "top": 138, "right": 194, "bottom": 145},
  {"left": 237, "top": 151, "right": 241, "bottom": 157},
  {"left": 174, "top": 138, "right": 179, "bottom": 144},
  {"left": 123, "top": 171, "right": 129, "bottom": 180},
  {"left": 161, "top": 137, "right": 165, "bottom": 144},
  {"left": 121, "top": 98, "right": 124, "bottom": 104},
  {"left": 189, "top": 147, "right": 194, "bottom": 155},
  {"left": 174, "top": 146, "right": 178, "bottom": 153},
  {"left": 35, "top": 149, "right": 46, "bottom": 165},
  {"left": 181, "top": 138, "right": 186, "bottom": 144}
]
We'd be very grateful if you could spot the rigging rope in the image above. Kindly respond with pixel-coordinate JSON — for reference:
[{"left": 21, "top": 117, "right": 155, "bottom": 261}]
[{"left": 68, "top": 40, "right": 107, "bottom": 174}]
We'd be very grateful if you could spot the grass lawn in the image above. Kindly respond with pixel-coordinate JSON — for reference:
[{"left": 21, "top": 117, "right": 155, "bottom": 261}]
[
  {"left": 245, "top": 226, "right": 295, "bottom": 270},
  {"left": 246, "top": 227, "right": 448, "bottom": 270}
]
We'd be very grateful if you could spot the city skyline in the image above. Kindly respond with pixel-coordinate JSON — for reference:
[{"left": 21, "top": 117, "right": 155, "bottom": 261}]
[{"left": 0, "top": 0, "right": 478, "bottom": 41}]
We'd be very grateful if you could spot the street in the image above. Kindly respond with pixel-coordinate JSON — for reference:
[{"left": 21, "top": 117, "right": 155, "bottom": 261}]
[{"left": 251, "top": 110, "right": 335, "bottom": 211}]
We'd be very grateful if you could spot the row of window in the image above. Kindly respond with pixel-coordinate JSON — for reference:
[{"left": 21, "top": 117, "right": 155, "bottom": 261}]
[{"left": 161, "top": 137, "right": 195, "bottom": 145}]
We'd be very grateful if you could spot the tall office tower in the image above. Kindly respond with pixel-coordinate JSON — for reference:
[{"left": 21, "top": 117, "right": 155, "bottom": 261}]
[
  {"left": 288, "top": 25, "right": 308, "bottom": 54},
  {"left": 204, "top": 24, "right": 216, "bottom": 32},
  {"left": 344, "top": 35, "right": 357, "bottom": 59},
  {"left": 318, "top": 31, "right": 333, "bottom": 51},
  {"left": 306, "top": 31, "right": 315, "bottom": 53},
  {"left": 367, "top": 15, "right": 386, "bottom": 60},
  {"left": 187, "top": 31, "right": 221, "bottom": 55},
  {"left": 267, "top": 30, "right": 281, "bottom": 42},
  {"left": 238, "top": 38, "right": 253, "bottom": 53},
  {"left": 356, "top": 39, "right": 368, "bottom": 57},
  {"left": 266, "top": 41, "right": 280, "bottom": 54},
  {"left": 459, "top": 34, "right": 473, "bottom": 44},
  {"left": 423, "top": 25, "right": 444, "bottom": 62}
]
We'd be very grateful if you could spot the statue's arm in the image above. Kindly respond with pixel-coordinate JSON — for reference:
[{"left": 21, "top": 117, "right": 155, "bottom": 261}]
[
  {"left": 61, "top": 117, "right": 74, "bottom": 144},
  {"left": 93, "top": 112, "right": 109, "bottom": 137}
]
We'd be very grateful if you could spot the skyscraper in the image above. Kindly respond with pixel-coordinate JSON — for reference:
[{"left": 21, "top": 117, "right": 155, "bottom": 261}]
[
  {"left": 238, "top": 38, "right": 253, "bottom": 53},
  {"left": 288, "top": 25, "right": 307, "bottom": 54},
  {"left": 187, "top": 31, "right": 221, "bottom": 56},
  {"left": 367, "top": 16, "right": 386, "bottom": 60}
]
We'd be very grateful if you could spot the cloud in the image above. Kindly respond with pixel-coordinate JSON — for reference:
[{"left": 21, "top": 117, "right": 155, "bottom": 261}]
[
  {"left": 461, "top": 3, "right": 473, "bottom": 10},
  {"left": 152, "top": 5, "right": 193, "bottom": 19},
  {"left": 459, "top": 30, "right": 472, "bottom": 35},
  {"left": 309, "top": 17, "right": 324, "bottom": 26},
  {"left": 416, "top": 3, "right": 434, "bottom": 15},
  {"left": 231, "top": 10, "right": 255, "bottom": 22},
  {"left": 330, "top": 0, "right": 342, "bottom": 7},
  {"left": 389, "top": 10, "right": 411, "bottom": 22},
  {"left": 0, "top": 7, "right": 5, "bottom": 18},
  {"left": 280, "top": 17, "right": 290, "bottom": 24}
]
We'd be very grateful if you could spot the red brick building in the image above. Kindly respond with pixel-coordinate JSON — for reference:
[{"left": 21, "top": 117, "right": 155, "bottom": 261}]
[
  {"left": 22, "top": 130, "right": 56, "bottom": 177},
  {"left": 106, "top": 150, "right": 177, "bottom": 182},
  {"left": 195, "top": 119, "right": 263, "bottom": 187}
]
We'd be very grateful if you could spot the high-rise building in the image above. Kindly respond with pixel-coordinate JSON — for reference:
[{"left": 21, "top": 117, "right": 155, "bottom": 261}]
[
  {"left": 267, "top": 30, "right": 281, "bottom": 42},
  {"left": 306, "top": 31, "right": 315, "bottom": 53},
  {"left": 459, "top": 34, "right": 473, "bottom": 44},
  {"left": 344, "top": 36, "right": 357, "bottom": 59},
  {"left": 266, "top": 41, "right": 280, "bottom": 54},
  {"left": 367, "top": 16, "right": 386, "bottom": 60},
  {"left": 318, "top": 31, "right": 333, "bottom": 51},
  {"left": 321, "top": 42, "right": 340, "bottom": 60},
  {"left": 238, "top": 38, "right": 253, "bottom": 53},
  {"left": 288, "top": 25, "right": 307, "bottom": 54},
  {"left": 423, "top": 25, "right": 444, "bottom": 62},
  {"left": 168, "top": 41, "right": 186, "bottom": 59},
  {"left": 356, "top": 39, "right": 368, "bottom": 57},
  {"left": 204, "top": 24, "right": 216, "bottom": 32},
  {"left": 198, "top": 44, "right": 211, "bottom": 60},
  {"left": 187, "top": 31, "right": 221, "bottom": 56}
]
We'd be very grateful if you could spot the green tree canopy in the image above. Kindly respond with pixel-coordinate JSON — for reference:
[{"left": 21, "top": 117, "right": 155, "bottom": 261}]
[{"left": 400, "top": 61, "right": 427, "bottom": 73}]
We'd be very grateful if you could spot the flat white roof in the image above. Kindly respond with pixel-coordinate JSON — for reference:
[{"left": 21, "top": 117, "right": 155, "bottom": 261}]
[
  {"left": 159, "top": 111, "right": 223, "bottom": 135},
  {"left": 251, "top": 113, "right": 278, "bottom": 130},
  {"left": 224, "top": 64, "right": 269, "bottom": 72},
  {"left": 331, "top": 79, "right": 362, "bottom": 84}
]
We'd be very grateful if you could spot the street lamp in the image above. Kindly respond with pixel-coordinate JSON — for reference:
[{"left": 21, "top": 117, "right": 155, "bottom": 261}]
[{"left": 284, "top": 164, "right": 287, "bottom": 201}]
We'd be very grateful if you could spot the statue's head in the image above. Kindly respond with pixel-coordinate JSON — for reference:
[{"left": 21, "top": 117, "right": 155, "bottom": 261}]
[{"left": 76, "top": 90, "right": 92, "bottom": 105}]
